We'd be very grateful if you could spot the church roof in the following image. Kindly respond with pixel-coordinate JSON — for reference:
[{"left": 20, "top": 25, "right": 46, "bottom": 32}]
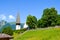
[{"left": 16, "top": 12, "right": 20, "bottom": 23}]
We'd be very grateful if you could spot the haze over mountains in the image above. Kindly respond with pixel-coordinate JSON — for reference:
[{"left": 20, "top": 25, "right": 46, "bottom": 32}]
[{"left": 0, "top": 20, "right": 24, "bottom": 32}]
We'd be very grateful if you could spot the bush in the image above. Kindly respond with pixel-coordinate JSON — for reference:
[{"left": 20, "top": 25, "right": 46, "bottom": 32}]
[
  {"left": 2, "top": 26, "right": 13, "bottom": 35},
  {"left": 13, "top": 30, "right": 20, "bottom": 34},
  {"left": 20, "top": 28, "right": 27, "bottom": 33},
  {"left": 13, "top": 28, "right": 27, "bottom": 34}
]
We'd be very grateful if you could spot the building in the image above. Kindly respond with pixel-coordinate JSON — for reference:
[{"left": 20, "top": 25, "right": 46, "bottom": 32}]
[
  {"left": 0, "top": 33, "right": 13, "bottom": 40},
  {"left": 16, "top": 12, "right": 28, "bottom": 30},
  {"left": 16, "top": 12, "right": 21, "bottom": 30},
  {"left": 23, "top": 23, "right": 28, "bottom": 28}
]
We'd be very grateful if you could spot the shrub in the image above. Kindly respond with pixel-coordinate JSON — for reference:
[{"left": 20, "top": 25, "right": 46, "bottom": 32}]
[
  {"left": 2, "top": 26, "right": 13, "bottom": 35},
  {"left": 13, "top": 28, "right": 27, "bottom": 34}
]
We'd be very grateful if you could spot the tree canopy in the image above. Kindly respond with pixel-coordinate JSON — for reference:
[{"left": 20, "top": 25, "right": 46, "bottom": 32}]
[
  {"left": 2, "top": 26, "right": 13, "bottom": 35},
  {"left": 37, "top": 8, "right": 58, "bottom": 28},
  {"left": 26, "top": 7, "right": 60, "bottom": 29},
  {"left": 26, "top": 15, "right": 37, "bottom": 29},
  {"left": 56, "top": 15, "right": 60, "bottom": 25}
]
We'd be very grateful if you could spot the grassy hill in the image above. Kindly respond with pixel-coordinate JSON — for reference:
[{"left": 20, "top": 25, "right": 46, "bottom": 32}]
[{"left": 13, "top": 27, "right": 60, "bottom": 40}]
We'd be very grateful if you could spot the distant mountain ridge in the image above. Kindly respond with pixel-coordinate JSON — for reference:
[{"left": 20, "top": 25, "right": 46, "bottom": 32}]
[{"left": 0, "top": 20, "right": 25, "bottom": 32}]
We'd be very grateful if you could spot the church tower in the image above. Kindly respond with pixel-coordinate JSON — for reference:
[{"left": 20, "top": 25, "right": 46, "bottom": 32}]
[{"left": 16, "top": 12, "right": 21, "bottom": 30}]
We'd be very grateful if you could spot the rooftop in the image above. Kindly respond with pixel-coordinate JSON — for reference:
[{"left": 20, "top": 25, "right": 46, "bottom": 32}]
[{"left": 0, "top": 33, "right": 13, "bottom": 39}]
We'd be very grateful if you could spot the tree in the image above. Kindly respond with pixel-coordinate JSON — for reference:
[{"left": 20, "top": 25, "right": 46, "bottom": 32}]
[
  {"left": 2, "top": 26, "right": 13, "bottom": 35},
  {"left": 56, "top": 15, "right": 60, "bottom": 25},
  {"left": 37, "top": 19, "right": 46, "bottom": 28},
  {"left": 26, "top": 15, "right": 37, "bottom": 29},
  {"left": 38, "top": 8, "right": 58, "bottom": 28}
]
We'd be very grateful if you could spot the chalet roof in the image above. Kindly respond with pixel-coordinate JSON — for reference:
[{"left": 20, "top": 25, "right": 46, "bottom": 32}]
[{"left": 0, "top": 33, "right": 13, "bottom": 39}]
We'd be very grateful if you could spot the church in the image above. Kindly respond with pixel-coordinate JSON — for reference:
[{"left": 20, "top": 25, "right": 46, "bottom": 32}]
[{"left": 16, "top": 12, "right": 28, "bottom": 30}]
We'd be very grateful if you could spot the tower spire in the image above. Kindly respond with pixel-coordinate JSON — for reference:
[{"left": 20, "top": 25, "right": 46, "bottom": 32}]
[
  {"left": 16, "top": 12, "right": 21, "bottom": 30},
  {"left": 16, "top": 12, "right": 20, "bottom": 25}
]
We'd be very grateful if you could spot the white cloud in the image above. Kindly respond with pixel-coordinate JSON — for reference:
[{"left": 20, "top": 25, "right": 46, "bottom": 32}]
[
  {"left": 9, "top": 15, "right": 15, "bottom": 19},
  {"left": 0, "top": 14, "right": 15, "bottom": 22},
  {"left": 0, "top": 15, "right": 6, "bottom": 20}
]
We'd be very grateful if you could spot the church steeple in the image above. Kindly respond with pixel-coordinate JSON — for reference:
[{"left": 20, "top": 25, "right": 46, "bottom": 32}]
[
  {"left": 16, "top": 12, "right": 20, "bottom": 25},
  {"left": 16, "top": 12, "right": 21, "bottom": 30}
]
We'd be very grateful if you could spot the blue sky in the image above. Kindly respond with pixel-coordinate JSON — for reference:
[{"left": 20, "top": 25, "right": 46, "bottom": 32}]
[{"left": 0, "top": 0, "right": 60, "bottom": 23}]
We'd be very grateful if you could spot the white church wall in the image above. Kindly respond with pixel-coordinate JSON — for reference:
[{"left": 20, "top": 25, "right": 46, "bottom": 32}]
[
  {"left": 16, "top": 25, "right": 21, "bottom": 30},
  {"left": 23, "top": 23, "right": 28, "bottom": 28}
]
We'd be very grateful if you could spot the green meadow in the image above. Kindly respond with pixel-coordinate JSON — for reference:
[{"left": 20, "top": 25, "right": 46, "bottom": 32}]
[{"left": 13, "top": 28, "right": 60, "bottom": 40}]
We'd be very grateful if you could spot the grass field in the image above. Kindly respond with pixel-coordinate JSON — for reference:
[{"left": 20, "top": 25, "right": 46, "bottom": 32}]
[{"left": 13, "top": 28, "right": 60, "bottom": 40}]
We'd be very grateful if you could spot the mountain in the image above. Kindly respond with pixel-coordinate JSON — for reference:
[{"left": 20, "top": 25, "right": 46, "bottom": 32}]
[
  {"left": 9, "top": 22, "right": 25, "bottom": 29},
  {"left": 0, "top": 22, "right": 16, "bottom": 32},
  {"left": 0, "top": 20, "right": 7, "bottom": 27},
  {"left": 0, "top": 20, "right": 7, "bottom": 29},
  {"left": 9, "top": 22, "right": 16, "bottom": 30},
  {"left": 0, "top": 20, "right": 7, "bottom": 32},
  {"left": 0, "top": 20, "right": 25, "bottom": 32}
]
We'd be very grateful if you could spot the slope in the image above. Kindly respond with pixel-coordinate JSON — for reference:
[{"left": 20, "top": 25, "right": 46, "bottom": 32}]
[{"left": 13, "top": 28, "right": 60, "bottom": 40}]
